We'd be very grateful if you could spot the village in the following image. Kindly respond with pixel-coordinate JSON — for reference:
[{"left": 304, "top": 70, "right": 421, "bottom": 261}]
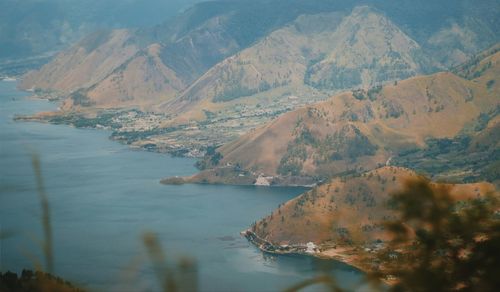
[{"left": 16, "top": 89, "right": 329, "bottom": 159}]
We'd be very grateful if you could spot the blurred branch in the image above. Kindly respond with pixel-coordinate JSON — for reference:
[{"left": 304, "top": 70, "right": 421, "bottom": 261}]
[
  {"left": 143, "top": 232, "right": 176, "bottom": 292},
  {"left": 284, "top": 274, "right": 345, "bottom": 292},
  {"left": 142, "top": 232, "right": 197, "bottom": 292},
  {"left": 31, "top": 154, "right": 53, "bottom": 274},
  {"left": 0, "top": 230, "right": 15, "bottom": 240}
]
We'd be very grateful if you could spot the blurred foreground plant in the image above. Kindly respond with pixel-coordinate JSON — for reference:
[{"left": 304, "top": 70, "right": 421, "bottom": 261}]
[
  {"left": 287, "top": 177, "right": 500, "bottom": 291},
  {"left": 374, "top": 178, "right": 500, "bottom": 291},
  {"left": 1, "top": 154, "right": 199, "bottom": 291},
  {"left": 5, "top": 156, "right": 497, "bottom": 291},
  {"left": 143, "top": 232, "right": 198, "bottom": 292},
  {"left": 31, "top": 154, "right": 53, "bottom": 274},
  {"left": 284, "top": 274, "right": 345, "bottom": 292},
  {"left": 0, "top": 154, "right": 82, "bottom": 291}
]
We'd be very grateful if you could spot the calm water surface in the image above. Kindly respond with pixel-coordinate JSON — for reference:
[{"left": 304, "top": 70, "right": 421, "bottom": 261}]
[{"left": 0, "top": 81, "right": 363, "bottom": 291}]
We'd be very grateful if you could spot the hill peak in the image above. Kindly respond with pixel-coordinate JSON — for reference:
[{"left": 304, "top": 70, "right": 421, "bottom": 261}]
[{"left": 351, "top": 5, "right": 379, "bottom": 16}]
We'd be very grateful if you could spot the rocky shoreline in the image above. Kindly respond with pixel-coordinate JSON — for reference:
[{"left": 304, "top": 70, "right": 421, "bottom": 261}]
[
  {"left": 241, "top": 229, "right": 315, "bottom": 255},
  {"left": 240, "top": 229, "right": 378, "bottom": 277}
]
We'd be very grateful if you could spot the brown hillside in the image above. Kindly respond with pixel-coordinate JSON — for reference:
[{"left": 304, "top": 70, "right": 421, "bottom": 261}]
[
  {"left": 252, "top": 167, "right": 497, "bottom": 246},
  {"left": 163, "top": 6, "right": 438, "bottom": 117},
  {"left": 19, "top": 2, "right": 498, "bottom": 119},
  {"left": 20, "top": 30, "right": 140, "bottom": 94},
  {"left": 61, "top": 44, "right": 186, "bottom": 110},
  {"left": 20, "top": 12, "right": 247, "bottom": 111},
  {"left": 198, "top": 49, "right": 499, "bottom": 183}
]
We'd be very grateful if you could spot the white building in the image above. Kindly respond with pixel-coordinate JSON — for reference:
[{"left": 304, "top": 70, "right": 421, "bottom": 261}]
[{"left": 306, "top": 242, "right": 317, "bottom": 254}]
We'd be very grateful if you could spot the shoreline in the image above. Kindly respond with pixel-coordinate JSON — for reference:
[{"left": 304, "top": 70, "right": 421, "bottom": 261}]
[
  {"left": 161, "top": 176, "right": 314, "bottom": 188},
  {"left": 13, "top": 106, "right": 320, "bottom": 188},
  {"left": 240, "top": 229, "right": 368, "bottom": 272},
  {"left": 12, "top": 110, "right": 208, "bottom": 158},
  {"left": 240, "top": 229, "right": 397, "bottom": 286},
  {"left": 161, "top": 166, "right": 322, "bottom": 187},
  {"left": 161, "top": 173, "right": 320, "bottom": 188},
  {"left": 11, "top": 99, "right": 319, "bottom": 189}
]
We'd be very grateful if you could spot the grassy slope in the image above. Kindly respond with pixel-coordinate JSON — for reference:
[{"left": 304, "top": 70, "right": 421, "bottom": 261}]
[
  {"left": 20, "top": 1, "right": 499, "bottom": 116},
  {"left": 20, "top": 30, "right": 140, "bottom": 94},
  {"left": 189, "top": 49, "right": 499, "bottom": 184},
  {"left": 164, "top": 6, "right": 437, "bottom": 119},
  {"left": 252, "top": 167, "right": 497, "bottom": 245},
  {"left": 63, "top": 44, "right": 187, "bottom": 110},
  {"left": 246, "top": 166, "right": 498, "bottom": 275}
]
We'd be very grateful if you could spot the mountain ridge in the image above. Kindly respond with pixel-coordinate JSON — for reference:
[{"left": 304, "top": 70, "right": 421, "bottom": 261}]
[
  {"left": 181, "top": 47, "right": 499, "bottom": 186},
  {"left": 161, "top": 6, "right": 439, "bottom": 118},
  {"left": 20, "top": 1, "right": 499, "bottom": 117}
]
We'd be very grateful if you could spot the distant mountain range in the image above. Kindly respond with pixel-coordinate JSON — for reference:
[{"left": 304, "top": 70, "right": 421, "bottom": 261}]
[
  {"left": 162, "top": 6, "right": 439, "bottom": 118},
  {"left": 20, "top": 0, "right": 499, "bottom": 116},
  {"left": 0, "top": 0, "right": 202, "bottom": 74},
  {"left": 17, "top": 0, "right": 500, "bottom": 187}
]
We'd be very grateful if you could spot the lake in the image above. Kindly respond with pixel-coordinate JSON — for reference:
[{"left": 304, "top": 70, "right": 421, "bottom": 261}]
[{"left": 0, "top": 81, "right": 363, "bottom": 291}]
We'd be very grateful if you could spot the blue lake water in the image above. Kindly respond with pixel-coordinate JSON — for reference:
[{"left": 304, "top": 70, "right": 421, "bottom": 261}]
[{"left": 0, "top": 81, "right": 363, "bottom": 291}]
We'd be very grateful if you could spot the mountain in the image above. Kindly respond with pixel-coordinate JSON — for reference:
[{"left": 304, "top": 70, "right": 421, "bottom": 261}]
[
  {"left": 20, "top": 0, "right": 499, "bottom": 115},
  {"left": 246, "top": 166, "right": 497, "bottom": 269},
  {"left": 21, "top": 30, "right": 141, "bottom": 96},
  {"left": 392, "top": 112, "right": 500, "bottom": 186},
  {"left": 19, "top": 0, "right": 353, "bottom": 109},
  {"left": 387, "top": 45, "right": 500, "bottom": 185},
  {"left": 304, "top": 6, "right": 435, "bottom": 90},
  {"left": 251, "top": 166, "right": 496, "bottom": 244},
  {"left": 185, "top": 47, "right": 499, "bottom": 185},
  {"left": 162, "top": 6, "right": 437, "bottom": 117},
  {"left": 0, "top": 0, "right": 203, "bottom": 75},
  {"left": 61, "top": 44, "right": 187, "bottom": 110}
]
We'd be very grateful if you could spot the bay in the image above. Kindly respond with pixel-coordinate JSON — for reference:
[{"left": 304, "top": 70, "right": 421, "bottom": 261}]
[{"left": 0, "top": 81, "right": 363, "bottom": 291}]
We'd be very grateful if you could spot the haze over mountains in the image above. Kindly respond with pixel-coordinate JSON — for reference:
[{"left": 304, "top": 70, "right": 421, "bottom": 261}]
[
  {"left": 17, "top": 0, "right": 500, "bottom": 187},
  {"left": 21, "top": 0, "right": 499, "bottom": 116},
  {"left": 0, "top": 0, "right": 202, "bottom": 75}
]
